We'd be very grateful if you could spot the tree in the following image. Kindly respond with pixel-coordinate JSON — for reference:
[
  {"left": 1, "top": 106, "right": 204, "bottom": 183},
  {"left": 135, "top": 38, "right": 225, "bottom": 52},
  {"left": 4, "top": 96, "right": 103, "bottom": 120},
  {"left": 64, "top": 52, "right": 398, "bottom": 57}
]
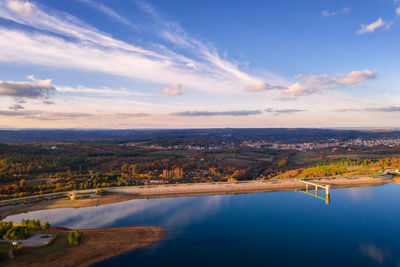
[
  {"left": 41, "top": 221, "right": 50, "bottom": 230},
  {"left": 277, "top": 159, "right": 287, "bottom": 167},
  {"left": 19, "top": 179, "right": 26, "bottom": 188},
  {"left": 22, "top": 219, "right": 41, "bottom": 230},
  {"left": 3, "top": 226, "right": 30, "bottom": 240},
  {"left": 0, "top": 221, "right": 13, "bottom": 237},
  {"left": 68, "top": 230, "right": 82, "bottom": 245}
]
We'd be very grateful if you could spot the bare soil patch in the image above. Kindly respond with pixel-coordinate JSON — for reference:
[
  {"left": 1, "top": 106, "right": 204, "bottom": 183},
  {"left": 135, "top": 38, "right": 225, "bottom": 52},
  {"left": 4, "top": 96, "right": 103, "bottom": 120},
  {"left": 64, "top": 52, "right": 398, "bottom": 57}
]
[{"left": 15, "top": 226, "right": 165, "bottom": 267}]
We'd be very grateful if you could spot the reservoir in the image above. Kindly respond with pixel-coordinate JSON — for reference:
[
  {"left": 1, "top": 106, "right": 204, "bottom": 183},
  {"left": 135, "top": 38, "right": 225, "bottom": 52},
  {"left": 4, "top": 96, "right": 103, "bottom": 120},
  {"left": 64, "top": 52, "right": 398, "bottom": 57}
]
[{"left": 4, "top": 183, "right": 400, "bottom": 266}]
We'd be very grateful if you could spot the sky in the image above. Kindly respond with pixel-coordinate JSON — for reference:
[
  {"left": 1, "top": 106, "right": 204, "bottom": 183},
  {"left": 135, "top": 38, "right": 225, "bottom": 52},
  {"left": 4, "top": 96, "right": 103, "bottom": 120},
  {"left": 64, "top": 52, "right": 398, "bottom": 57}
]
[{"left": 0, "top": 0, "right": 400, "bottom": 129}]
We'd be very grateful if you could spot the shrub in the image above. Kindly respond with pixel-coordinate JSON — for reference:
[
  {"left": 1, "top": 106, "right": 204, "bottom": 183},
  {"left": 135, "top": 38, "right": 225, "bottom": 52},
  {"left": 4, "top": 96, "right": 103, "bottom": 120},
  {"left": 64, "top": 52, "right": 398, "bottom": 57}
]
[
  {"left": 3, "top": 226, "right": 30, "bottom": 240},
  {"left": 0, "top": 221, "right": 13, "bottom": 237},
  {"left": 21, "top": 219, "right": 41, "bottom": 230},
  {"left": 68, "top": 230, "right": 82, "bottom": 245},
  {"left": 95, "top": 189, "right": 106, "bottom": 195},
  {"left": 41, "top": 222, "right": 50, "bottom": 231}
]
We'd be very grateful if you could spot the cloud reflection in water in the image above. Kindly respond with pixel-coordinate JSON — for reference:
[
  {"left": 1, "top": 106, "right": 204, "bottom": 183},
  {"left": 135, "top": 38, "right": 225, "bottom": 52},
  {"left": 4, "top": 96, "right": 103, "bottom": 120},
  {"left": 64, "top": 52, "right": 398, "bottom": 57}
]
[{"left": 4, "top": 195, "right": 226, "bottom": 233}]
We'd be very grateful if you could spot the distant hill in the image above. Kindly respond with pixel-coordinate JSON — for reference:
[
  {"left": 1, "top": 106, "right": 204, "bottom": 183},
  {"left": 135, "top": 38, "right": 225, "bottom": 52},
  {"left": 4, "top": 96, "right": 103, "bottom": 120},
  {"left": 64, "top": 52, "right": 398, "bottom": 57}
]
[{"left": 0, "top": 128, "right": 400, "bottom": 144}]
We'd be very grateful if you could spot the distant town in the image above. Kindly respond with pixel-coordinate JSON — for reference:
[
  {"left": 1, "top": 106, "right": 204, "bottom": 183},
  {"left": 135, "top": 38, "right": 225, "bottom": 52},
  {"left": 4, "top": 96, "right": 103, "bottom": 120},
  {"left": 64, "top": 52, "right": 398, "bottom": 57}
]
[
  {"left": 141, "top": 137, "right": 400, "bottom": 151},
  {"left": 1, "top": 128, "right": 400, "bottom": 201}
]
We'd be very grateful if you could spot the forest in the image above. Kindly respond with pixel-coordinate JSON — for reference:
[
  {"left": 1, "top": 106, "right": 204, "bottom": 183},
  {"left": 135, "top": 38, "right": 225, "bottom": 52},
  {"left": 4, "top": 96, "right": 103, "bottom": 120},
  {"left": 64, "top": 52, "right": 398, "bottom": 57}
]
[{"left": 1, "top": 129, "right": 400, "bottom": 200}]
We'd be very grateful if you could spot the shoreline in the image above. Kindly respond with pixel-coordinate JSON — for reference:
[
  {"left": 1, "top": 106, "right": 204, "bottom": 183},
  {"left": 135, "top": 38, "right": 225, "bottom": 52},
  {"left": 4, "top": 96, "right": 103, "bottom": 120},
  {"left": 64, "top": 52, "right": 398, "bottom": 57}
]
[
  {"left": 109, "top": 175, "right": 392, "bottom": 198},
  {"left": 1, "top": 175, "right": 393, "bottom": 220},
  {"left": 9, "top": 226, "right": 165, "bottom": 267}
]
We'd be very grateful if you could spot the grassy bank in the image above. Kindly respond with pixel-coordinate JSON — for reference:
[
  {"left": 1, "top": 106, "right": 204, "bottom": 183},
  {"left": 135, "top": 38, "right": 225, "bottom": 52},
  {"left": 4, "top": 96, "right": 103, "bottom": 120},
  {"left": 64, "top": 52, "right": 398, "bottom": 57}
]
[{"left": 1, "top": 226, "right": 165, "bottom": 267}]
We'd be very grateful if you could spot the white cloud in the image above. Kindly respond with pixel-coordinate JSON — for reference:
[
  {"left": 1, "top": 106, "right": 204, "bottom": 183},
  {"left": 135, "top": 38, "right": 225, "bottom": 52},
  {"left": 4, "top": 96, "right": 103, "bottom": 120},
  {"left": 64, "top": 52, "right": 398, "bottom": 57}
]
[
  {"left": 161, "top": 82, "right": 186, "bottom": 96},
  {"left": 57, "top": 86, "right": 148, "bottom": 97},
  {"left": 0, "top": 0, "right": 273, "bottom": 95},
  {"left": 336, "top": 70, "right": 376, "bottom": 86},
  {"left": 341, "top": 7, "right": 351, "bottom": 14},
  {"left": 283, "top": 82, "right": 311, "bottom": 96},
  {"left": 322, "top": 7, "right": 350, "bottom": 17},
  {"left": 162, "top": 88, "right": 185, "bottom": 96},
  {"left": 322, "top": 10, "right": 336, "bottom": 17},
  {"left": 282, "top": 70, "right": 376, "bottom": 96},
  {"left": 357, "top": 18, "right": 388, "bottom": 34},
  {"left": 6, "top": 0, "right": 33, "bottom": 15},
  {"left": 396, "top": 7, "right": 400, "bottom": 16},
  {"left": 245, "top": 70, "right": 376, "bottom": 96},
  {"left": 246, "top": 82, "right": 284, "bottom": 92},
  {"left": 168, "top": 82, "right": 182, "bottom": 89},
  {"left": 78, "top": 0, "right": 137, "bottom": 29}
]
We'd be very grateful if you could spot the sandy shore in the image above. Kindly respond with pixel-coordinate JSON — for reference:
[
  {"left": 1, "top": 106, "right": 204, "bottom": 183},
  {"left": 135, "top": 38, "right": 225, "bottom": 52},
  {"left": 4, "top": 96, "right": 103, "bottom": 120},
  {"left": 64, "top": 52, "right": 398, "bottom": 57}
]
[
  {"left": 0, "top": 192, "right": 140, "bottom": 220},
  {"left": 15, "top": 226, "right": 165, "bottom": 267},
  {"left": 110, "top": 175, "right": 392, "bottom": 197},
  {"left": 0, "top": 176, "right": 393, "bottom": 220}
]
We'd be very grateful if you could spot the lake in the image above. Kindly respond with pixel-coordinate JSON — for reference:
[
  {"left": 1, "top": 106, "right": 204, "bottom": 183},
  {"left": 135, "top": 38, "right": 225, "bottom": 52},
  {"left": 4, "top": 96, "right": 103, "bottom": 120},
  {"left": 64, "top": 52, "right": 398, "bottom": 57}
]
[{"left": 4, "top": 183, "right": 400, "bottom": 266}]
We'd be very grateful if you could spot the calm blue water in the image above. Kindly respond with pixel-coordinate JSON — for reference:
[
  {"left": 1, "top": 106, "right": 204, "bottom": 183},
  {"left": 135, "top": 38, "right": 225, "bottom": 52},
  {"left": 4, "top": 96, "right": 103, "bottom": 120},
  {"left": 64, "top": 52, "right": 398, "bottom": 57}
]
[{"left": 4, "top": 183, "right": 400, "bottom": 266}]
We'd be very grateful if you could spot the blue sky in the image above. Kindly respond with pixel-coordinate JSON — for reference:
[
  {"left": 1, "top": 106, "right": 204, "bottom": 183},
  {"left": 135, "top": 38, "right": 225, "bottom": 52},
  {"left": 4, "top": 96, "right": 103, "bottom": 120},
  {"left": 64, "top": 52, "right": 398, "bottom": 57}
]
[{"left": 0, "top": 0, "right": 399, "bottom": 128}]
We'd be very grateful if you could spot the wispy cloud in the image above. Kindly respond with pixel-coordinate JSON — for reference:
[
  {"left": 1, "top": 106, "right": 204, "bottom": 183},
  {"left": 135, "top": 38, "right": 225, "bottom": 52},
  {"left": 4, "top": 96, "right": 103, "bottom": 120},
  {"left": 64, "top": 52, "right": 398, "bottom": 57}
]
[
  {"left": 0, "top": 109, "right": 151, "bottom": 120},
  {"left": 0, "top": 0, "right": 273, "bottom": 95},
  {"left": 357, "top": 18, "right": 391, "bottom": 34},
  {"left": 245, "top": 82, "right": 284, "bottom": 92},
  {"left": 265, "top": 108, "right": 307, "bottom": 115},
  {"left": 0, "top": 109, "right": 92, "bottom": 120},
  {"left": 285, "top": 70, "right": 375, "bottom": 96},
  {"left": 337, "top": 104, "right": 400, "bottom": 112},
  {"left": 57, "top": 86, "right": 148, "bottom": 97},
  {"left": 322, "top": 7, "right": 351, "bottom": 17},
  {"left": 171, "top": 110, "right": 262, "bottom": 117},
  {"left": 162, "top": 82, "right": 186, "bottom": 96},
  {"left": 9, "top": 104, "right": 24, "bottom": 110},
  {"left": 115, "top": 112, "right": 150, "bottom": 118},
  {"left": 254, "top": 70, "right": 376, "bottom": 96},
  {"left": 78, "top": 0, "right": 137, "bottom": 29},
  {"left": 0, "top": 75, "right": 56, "bottom": 99}
]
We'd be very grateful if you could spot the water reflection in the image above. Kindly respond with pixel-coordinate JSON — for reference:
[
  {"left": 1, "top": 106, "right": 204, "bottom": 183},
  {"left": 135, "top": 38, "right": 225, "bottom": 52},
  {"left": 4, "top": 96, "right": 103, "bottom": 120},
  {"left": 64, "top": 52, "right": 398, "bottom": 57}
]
[
  {"left": 359, "top": 243, "right": 390, "bottom": 264},
  {"left": 297, "top": 189, "right": 331, "bottom": 204},
  {"left": 4, "top": 195, "right": 226, "bottom": 232},
  {"left": 4, "top": 184, "right": 400, "bottom": 267},
  {"left": 345, "top": 186, "right": 376, "bottom": 201}
]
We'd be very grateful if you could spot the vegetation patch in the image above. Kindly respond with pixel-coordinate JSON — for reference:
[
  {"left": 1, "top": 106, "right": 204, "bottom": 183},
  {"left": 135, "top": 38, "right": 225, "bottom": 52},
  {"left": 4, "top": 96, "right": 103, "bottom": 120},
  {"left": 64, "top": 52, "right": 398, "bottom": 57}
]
[{"left": 67, "top": 230, "right": 82, "bottom": 245}]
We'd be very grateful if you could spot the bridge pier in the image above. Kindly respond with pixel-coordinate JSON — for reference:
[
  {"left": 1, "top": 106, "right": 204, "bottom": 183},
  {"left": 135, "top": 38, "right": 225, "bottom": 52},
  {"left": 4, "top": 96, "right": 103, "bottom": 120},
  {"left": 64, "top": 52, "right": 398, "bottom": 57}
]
[
  {"left": 297, "top": 179, "right": 331, "bottom": 205},
  {"left": 326, "top": 194, "right": 330, "bottom": 205}
]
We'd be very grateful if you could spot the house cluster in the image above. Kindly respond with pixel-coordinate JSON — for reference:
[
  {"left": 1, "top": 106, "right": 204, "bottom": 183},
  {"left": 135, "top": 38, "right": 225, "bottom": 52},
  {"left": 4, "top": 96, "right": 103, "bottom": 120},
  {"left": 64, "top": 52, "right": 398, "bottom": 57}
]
[{"left": 241, "top": 137, "right": 400, "bottom": 151}]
